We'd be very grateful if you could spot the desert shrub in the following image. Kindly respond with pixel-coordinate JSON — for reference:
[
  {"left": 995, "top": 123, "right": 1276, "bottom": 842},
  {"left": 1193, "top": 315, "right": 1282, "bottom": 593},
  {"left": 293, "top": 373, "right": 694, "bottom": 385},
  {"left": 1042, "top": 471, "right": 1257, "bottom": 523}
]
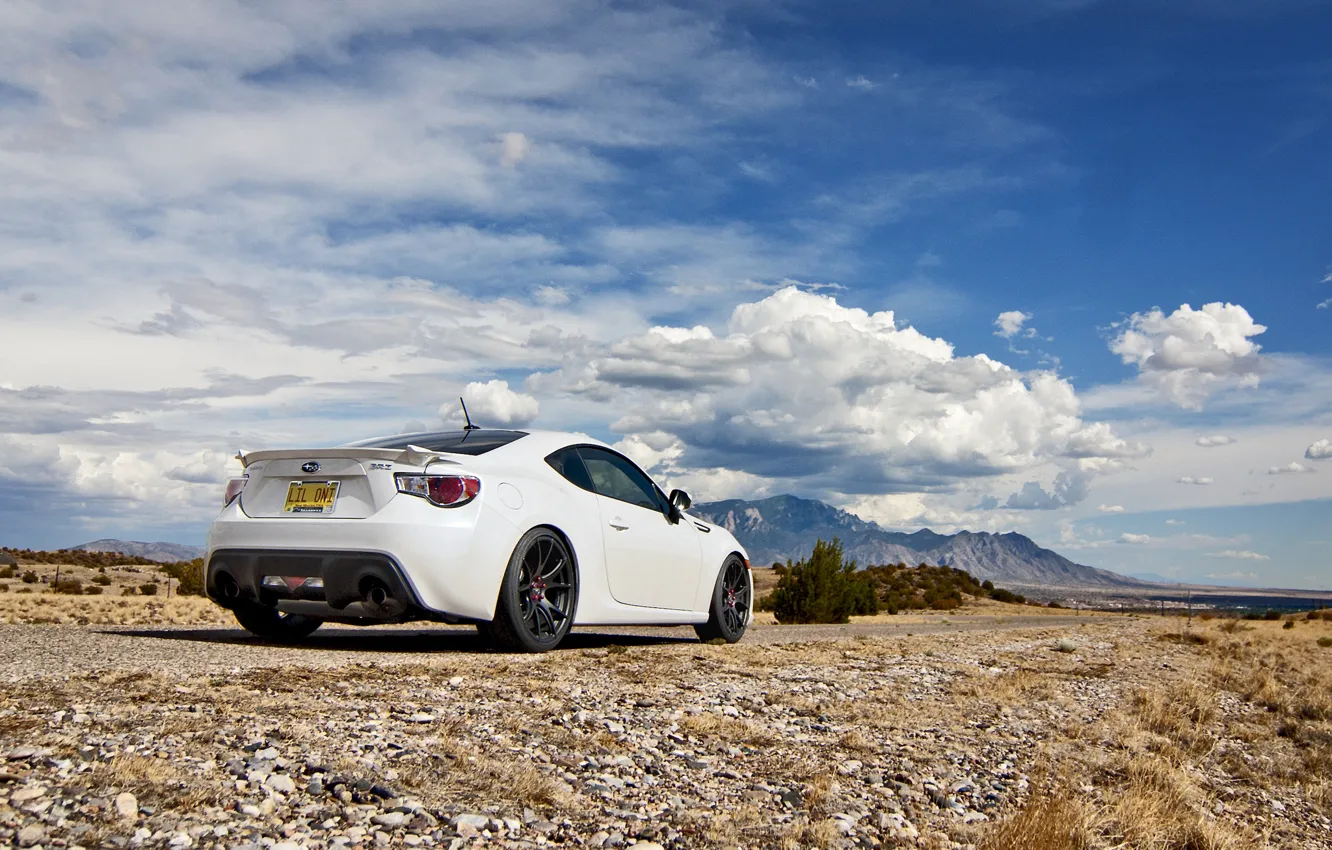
[
  {"left": 121, "top": 586, "right": 138, "bottom": 596},
  {"left": 770, "top": 538, "right": 878, "bottom": 624},
  {"left": 0, "top": 565, "right": 15, "bottom": 579},
  {"left": 83, "top": 585, "right": 103, "bottom": 595},
  {"left": 1048, "top": 600, "right": 1064, "bottom": 609},
  {"left": 1198, "top": 611, "right": 1214, "bottom": 621},
  {"left": 93, "top": 574, "right": 112, "bottom": 586},
  {"left": 981, "top": 579, "right": 995, "bottom": 592},
  {"left": 21, "top": 570, "right": 38, "bottom": 584},
  {"left": 1283, "top": 620, "right": 1295, "bottom": 630},
  {"left": 139, "top": 582, "right": 159, "bottom": 596},
  {"left": 1017, "top": 594, "right": 1027, "bottom": 604},
  {"left": 53, "top": 579, "right": 83, "bottom": 595},
  {"left": 1318, "top": 637, "right": 1332, "bottom": 649},
  {"left": 991, "top": 588, "right": 1018, "bottom": 604},
  {"left": 159, "top": 559, "right": 205, "bottom": 596},
  {"left": 0, "top": 583, "right": 8, "bottom": 593}
]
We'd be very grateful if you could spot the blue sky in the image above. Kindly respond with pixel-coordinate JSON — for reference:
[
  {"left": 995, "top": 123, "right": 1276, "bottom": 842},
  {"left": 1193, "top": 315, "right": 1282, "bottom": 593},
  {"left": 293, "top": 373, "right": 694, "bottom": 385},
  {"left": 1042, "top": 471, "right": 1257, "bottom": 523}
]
[{"left": 0, "top": 0, "right": 1328, "bottom": 588}]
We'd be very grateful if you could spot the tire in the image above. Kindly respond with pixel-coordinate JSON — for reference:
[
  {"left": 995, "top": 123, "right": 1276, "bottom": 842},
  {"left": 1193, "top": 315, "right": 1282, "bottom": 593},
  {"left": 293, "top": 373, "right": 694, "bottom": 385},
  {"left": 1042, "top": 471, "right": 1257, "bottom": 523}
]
[
  {"left": 694, "top": 556, "right": 751, "bottom": 644},
  {"left": 232, "top": 603, "right": 323, "bottom": 642},
  {"left": 485, "top": 528, "right": 578, "bottom": 653}
]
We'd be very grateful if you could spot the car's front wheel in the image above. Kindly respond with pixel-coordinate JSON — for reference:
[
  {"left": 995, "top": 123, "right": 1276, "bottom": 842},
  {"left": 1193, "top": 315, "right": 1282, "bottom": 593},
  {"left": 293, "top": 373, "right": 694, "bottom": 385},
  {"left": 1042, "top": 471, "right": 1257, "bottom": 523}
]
[
  {"left": 694, "top": 555, "right": 750, "bottom": 643},
  {"left": 232, "top": 603, "right": 323, "bottom": 642},
  {"left": 484, "top": 528, "right": 578, "bottom": 653}
]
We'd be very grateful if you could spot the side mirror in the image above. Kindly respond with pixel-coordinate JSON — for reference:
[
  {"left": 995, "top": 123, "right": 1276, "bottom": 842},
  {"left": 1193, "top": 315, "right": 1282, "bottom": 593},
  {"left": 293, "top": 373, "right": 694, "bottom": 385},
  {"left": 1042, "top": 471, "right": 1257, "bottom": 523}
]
[{"left": 666, "top": 488, "right": 691, "bottom": 523}]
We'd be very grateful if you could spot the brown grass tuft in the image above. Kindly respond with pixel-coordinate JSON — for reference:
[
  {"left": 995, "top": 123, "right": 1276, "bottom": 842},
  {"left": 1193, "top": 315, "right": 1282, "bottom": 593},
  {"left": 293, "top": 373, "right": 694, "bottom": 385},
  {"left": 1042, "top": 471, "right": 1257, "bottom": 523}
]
[{"left": 979, "top": 792, "right": 1091, "bottom": 850}]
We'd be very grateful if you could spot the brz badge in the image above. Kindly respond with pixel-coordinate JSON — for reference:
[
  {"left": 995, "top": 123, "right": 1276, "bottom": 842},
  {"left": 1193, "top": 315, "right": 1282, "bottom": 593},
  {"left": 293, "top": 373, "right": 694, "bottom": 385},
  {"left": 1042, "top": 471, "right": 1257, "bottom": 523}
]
[{"left": 301, "top": 461, "right": 321, "bottom": 474}]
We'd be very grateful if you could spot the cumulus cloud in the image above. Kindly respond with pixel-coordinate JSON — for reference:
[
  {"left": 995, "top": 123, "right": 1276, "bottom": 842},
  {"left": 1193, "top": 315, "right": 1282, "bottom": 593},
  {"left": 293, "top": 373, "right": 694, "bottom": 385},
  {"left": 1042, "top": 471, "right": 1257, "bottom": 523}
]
[
  {"left": 531, "top": 287, "right": 1142, "bottom": 495},
  {"left": 499, "top": 132, "right": 532, "bottom": 167},
  {"left": 1211, "top": 550, "right": 1269, "bottom": 561},
  {"left": 993, "top": 310, "right": 1033, "bottom": 340},
  {"left": 1118, "top": 533, "right": 1151, "bottom": 544},
  {"left": 1306, "top": 439, "right": 1332, "bottom": 460},
  {"left": 1177, "top": 476, "right": 1213, "bottom": 485},
  {"left": 447, "top": 380, "right": 540, "bottom": 427},
  {"left": 1268, "top": 462, "right": 1315, "bottom": 475},
  {"left": 1005, "top": 470, "right": 1090, "bottom": 510},
  {"left": 1195, "top": 435, "right": 1236, "bottom": 447},
  {"left": 846, "top": 76, "right": 877, "bottom": 91},
  {"left": 1097, "top": 504, "right": 1125, "bottom": 513},
  {"left": 1165, "top": 519, "right": 1184, "bottom": 525},
  {"left": 1206, "top": 570, "right": 1258, "bottom": 581},
  {"left": 1110, "top": 302, "right": 1266, "bottom": 408}
]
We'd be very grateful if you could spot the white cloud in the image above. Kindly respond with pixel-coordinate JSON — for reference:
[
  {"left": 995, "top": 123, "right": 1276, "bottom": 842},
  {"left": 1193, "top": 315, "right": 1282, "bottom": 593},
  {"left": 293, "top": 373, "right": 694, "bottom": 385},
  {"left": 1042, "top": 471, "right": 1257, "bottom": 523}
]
[
  {"left": 846, "top": 76, "right": 876, "bottom": 91},
  {"left": 1005, "top": 470, "right": 1090, "bottom": 510},
  {"left": 1211, "top": 549, "right": 1270, "bottom": 561},
  {"left": 531, "top": 287, "right": 1142, "bottom": 496},
  {"left": 1195, "top": 435, "right": 1236, "bottom": 447},
  {"left": 1097, "top": 504, "right": 1125, "bottom": 513},
  {"left": 1109, "top": 302, "right": 1266, "bottom": 409},
  {"left": 993, "top": 310, "right": 1032, "bottom": 340},
  {"left": 498, "top": 132, "right": 532, "bottom": 167},
  {"left": 1118, "top": 533, "right": 1151, "bottom": 544},
  {"left": 1165, "top": 519, "right": 1184, "bottom": 525},
  {"left": 1306, "top": 439, "right": 1332, "bottom": 460},
  {"left": 1177, "top": 476, "right": 1214, "bottom": 485},
  {"left": 449, "top": 380, "right": 540, "bottom": 428},
  {"left": 1268, "top": 462, "right": 1315, "bottom": 475}
]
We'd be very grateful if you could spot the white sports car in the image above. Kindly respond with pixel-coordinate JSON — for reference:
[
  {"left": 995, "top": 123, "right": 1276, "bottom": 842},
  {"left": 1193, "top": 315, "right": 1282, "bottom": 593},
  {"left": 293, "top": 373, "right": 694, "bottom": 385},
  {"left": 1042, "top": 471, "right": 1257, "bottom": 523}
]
[{"left": 206, "top": 428, "right": 753, "bottom": 651}]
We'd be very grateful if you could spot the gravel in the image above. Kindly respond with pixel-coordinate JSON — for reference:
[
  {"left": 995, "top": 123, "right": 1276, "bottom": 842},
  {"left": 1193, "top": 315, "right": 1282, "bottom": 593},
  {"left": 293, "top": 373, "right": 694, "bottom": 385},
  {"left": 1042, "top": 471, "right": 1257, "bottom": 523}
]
[{"left": 3, "top": 615, "right": 1288, "bottom": 848}]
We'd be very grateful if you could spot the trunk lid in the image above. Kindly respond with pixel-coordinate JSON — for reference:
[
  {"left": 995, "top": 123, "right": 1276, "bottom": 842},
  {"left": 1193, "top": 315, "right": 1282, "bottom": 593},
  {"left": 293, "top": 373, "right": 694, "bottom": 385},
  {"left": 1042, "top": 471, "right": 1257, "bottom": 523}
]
[{"left": 236, "top": 447, "right": 458, "bottom": 519}]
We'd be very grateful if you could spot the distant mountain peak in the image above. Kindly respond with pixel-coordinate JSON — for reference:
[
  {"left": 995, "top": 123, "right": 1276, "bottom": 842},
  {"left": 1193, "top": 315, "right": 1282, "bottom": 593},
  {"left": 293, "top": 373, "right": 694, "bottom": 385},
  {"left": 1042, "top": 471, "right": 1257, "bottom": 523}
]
[
  {"left": 693, "top": 494, "right": 1141, "bottom": 589},
  {"left": 66, "top": 539, "right": 204, "bottom": 563}
]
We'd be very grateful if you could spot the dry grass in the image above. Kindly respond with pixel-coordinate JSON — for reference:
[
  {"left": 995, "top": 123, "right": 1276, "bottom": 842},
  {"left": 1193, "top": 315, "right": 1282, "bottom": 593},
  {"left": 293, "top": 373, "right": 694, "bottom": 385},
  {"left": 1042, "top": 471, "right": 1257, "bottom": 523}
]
[
  {"left": 0, "top": 592, "right": 232, "bottom": 625},
  {"left": 979, "top": 792, "right": 1090, "bottom": 850},
  {"left": 679, "top": 711, "right": 778, "bottom": 746}
]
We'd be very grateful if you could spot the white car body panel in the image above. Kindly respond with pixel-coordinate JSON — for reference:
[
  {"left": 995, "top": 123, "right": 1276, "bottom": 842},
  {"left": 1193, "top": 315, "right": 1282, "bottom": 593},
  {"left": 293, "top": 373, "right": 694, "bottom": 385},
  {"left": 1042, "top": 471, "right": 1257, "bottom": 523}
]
[{"left": 205, "top": 429, "right": 750, "bottom": 628}]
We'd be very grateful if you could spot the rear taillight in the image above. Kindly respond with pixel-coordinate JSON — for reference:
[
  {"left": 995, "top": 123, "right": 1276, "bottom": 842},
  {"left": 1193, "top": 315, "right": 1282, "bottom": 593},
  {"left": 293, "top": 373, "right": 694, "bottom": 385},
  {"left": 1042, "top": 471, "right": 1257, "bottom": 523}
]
[
  {"left": 396, "top": 474, "right": 480, "bottom": 507},
  {"left": 223, "top": 477, "right": 248, "bottom": 506}
]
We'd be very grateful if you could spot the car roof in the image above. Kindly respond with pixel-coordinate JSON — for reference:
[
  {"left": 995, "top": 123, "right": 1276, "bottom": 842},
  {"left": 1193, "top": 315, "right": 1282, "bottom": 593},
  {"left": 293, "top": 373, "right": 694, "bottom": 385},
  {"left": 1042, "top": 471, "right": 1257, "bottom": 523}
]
[{"left": 341, "top": 428, "right": 611, "bottom": 459}]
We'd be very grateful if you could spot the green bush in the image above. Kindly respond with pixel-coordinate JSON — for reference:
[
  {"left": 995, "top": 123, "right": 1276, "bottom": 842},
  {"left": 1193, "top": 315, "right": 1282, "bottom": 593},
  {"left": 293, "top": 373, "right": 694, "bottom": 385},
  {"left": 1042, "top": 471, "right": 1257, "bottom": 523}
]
[
  {"left": 83, "top": 585, "right": 103, "bottom": 596},
  {"left": 53, "top": 579, "right": 83, "bottom": 595},
  {"left": 121, "top": 586, "right": 138, "bottom": 596},
  {"left": 139, "top": 582, "right": 159, "bottom": 596},
  {"left": 0, "top": 565, "right": 15, "bottom": 579},
  {"left": 770, "top": 538, "right": 878, "bottom": 624},
  {"left": 93, "top": 574, "right": 112, "bottom": 586},
  {"left": 159, "top": 559, "right": 205, "bottom": 596},
  {"left": 990, "top": 588, "right": 1018, "bottom": 604},
  {"left": 21, "top": 570, "right": 38, "bottom": 584}
]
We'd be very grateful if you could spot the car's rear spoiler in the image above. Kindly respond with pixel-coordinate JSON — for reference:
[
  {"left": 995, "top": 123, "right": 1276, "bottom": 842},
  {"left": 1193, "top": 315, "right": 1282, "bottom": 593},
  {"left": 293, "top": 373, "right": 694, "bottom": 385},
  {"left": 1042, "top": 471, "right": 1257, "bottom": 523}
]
[{"left": 236, "top": 445, "right": 460, "bottom": 469}]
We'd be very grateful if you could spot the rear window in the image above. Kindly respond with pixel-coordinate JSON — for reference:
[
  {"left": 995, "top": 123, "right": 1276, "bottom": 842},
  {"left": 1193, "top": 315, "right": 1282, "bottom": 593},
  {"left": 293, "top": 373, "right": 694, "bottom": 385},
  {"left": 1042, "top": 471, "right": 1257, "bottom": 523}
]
[{"left": 344, "top": 430, "right": 528, "bottom": 456}]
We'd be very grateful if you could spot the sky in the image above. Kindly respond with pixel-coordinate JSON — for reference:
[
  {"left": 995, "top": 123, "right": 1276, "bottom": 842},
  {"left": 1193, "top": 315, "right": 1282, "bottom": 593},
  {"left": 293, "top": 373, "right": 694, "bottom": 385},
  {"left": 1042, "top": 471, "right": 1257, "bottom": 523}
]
[{"left": 0, "top": 0, "right": 1329, "bottom": 589}]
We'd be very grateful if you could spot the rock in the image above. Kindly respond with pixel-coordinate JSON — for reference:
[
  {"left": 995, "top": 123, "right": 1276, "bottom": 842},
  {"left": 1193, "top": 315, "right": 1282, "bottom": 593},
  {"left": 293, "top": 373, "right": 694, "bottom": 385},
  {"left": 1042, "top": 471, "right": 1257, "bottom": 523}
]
[
  {"left": 781, "top": 788, "right": 804, "bottom": 807},
  {"left": 11, "top": 785, "right": 47, "bottom": 803},
  {"left": 168, "top": 833, "right": 193, "bottom": 848},
  {"left": 632, "top": 843, "right": 665, "bottom": 850},
  {"left": 18, "top": 824, "right": 45, "bottom": 847},
  {"left": 408, "top": 713, "right": 435, "bottom": 723},
  {"left": 115, "top": 791, "right": 139, "bottom": 820},
  {"left": 266, "top": 774, "right": 296, "bottom": 795},
  {"left": 372, "top": 812, "right": 409, "bottom": 828},
  {"left": 451, "top": 813, "right": 489, "bottom": 830}
]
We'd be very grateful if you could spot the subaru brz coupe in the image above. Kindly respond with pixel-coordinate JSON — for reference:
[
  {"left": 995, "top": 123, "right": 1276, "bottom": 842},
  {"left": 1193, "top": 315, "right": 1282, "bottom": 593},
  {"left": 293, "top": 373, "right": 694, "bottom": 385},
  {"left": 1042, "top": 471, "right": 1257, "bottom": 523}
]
[{"left": 205, "top": 429, "right": 753, "bottom": 652}]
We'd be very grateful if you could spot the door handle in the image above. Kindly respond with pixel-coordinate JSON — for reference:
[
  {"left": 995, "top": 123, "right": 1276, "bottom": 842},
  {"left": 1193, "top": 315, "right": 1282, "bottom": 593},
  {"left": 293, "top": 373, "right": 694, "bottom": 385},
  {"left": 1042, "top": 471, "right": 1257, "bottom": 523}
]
[{"left": 609, "top": 518, "right": 629, "bottom": 531}]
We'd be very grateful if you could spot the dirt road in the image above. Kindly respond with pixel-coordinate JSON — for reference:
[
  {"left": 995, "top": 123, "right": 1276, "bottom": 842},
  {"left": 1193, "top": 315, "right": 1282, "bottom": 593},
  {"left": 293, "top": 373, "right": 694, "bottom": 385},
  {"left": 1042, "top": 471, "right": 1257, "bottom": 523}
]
[{"left": 0, "top": 614, "right": 1110, "bottom": 679}]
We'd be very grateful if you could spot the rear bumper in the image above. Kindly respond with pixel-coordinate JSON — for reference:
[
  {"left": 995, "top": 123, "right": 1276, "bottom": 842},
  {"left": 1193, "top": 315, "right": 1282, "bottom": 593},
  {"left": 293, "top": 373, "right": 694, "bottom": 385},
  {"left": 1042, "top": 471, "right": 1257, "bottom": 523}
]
[{"left": 205, "top": 494, "right": 523, "bottom": 622}]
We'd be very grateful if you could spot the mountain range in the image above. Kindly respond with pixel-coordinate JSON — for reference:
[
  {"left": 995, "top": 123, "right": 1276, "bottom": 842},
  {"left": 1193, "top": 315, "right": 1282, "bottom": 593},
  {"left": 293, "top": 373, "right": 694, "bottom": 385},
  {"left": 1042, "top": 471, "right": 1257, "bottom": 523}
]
[
  {"left": 693, "top": 494, "right": 1142, "bottom": 589},
  {"left": 67, "top": 539, "right": 205, "bottom": 563}
]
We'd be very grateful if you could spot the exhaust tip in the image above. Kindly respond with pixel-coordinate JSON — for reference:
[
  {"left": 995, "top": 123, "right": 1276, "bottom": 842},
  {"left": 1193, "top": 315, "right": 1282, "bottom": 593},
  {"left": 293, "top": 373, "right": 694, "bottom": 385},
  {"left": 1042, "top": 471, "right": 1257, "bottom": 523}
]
[
  {"left": 219, "top": 576, "right": 241, "bottom": 600},
  {"left": 366, "top": 584, "right": 389, "bottom": 607}
]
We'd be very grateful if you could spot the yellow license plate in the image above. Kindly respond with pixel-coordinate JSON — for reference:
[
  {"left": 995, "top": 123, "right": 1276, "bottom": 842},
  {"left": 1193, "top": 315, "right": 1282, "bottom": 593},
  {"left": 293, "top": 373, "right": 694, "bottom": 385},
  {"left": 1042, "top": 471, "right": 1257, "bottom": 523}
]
[{"left": 284, "top": 480, "right": 340, "bottom": 514}]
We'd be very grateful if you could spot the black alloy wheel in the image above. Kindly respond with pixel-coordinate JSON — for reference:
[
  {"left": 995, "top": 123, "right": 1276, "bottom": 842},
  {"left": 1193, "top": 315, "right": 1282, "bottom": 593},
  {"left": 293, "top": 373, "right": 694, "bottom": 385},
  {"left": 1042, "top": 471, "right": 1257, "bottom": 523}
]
[
  {"left": 486, "top": 527, "right": 578, "bottom": 652},
  {"left": 695, "top": 555, "right": 750, "bottom": 643},
  {"left": 232, "top": 603, "right": 323, "bottom": 642}
]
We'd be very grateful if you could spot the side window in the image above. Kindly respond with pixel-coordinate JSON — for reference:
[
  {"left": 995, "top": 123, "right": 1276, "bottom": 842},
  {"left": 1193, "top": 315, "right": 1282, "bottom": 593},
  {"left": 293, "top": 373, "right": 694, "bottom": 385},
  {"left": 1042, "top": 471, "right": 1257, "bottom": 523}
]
[
  {"left": 577, "top": 448, "right": 663, "bottom": 512},
  {"left": 546, "top": 448, "right": 594, "bottom": 492}
]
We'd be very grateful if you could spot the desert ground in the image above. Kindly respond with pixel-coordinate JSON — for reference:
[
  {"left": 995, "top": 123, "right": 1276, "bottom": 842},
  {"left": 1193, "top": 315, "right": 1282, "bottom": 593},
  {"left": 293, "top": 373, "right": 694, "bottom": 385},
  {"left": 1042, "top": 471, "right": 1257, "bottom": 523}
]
[{"left": 2, "top": 595, "right": 1331, "bottom": 850}]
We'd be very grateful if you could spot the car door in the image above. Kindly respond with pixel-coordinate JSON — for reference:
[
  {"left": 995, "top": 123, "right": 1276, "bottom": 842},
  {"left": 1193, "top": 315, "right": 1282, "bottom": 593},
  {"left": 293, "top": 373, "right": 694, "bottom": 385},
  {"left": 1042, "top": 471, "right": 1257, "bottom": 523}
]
[{"left": 575, "top": 446, "right": 704, "bottom": 611}]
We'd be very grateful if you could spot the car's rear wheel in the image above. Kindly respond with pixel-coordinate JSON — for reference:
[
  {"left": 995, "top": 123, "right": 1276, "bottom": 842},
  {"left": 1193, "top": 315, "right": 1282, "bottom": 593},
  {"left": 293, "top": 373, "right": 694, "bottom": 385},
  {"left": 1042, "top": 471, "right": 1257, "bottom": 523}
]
[
  {"left": 694, "top": 555, "right": 750, "bottom": 644},
  {"left": 485, "top": 528, "right": 578, "bottom": 653},
  {"left": 232, "top": 603, "right": 323, "bottom": 642}
]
